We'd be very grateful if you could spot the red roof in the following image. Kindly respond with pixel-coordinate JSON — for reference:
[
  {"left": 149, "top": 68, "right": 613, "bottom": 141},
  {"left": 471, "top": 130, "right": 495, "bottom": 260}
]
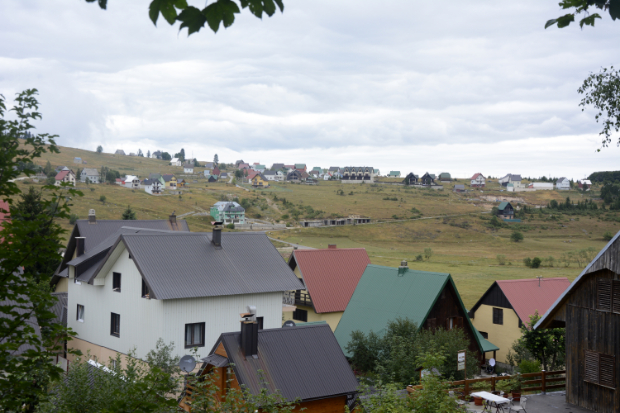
[
  {"left": 471, "top": 172, "right": 484, "bottom": 180},
  {"left": 496, "top": 278, "right": 571, "bottom": 325},
  {"left": 246, "top": 170, "right": 259, "bottom": 180},
  {"left": 291, "top": 248, "right": 371, "bottom": 313},
  {"left": 55, "top": 170, "right": 70, "bottom": 180}
]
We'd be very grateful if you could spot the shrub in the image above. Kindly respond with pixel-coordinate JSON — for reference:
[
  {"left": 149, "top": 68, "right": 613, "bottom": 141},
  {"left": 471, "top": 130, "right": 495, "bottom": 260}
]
[
  {"left": 510, "top": 231, "right": 524, "bottom": 242},
  {"left": 226, "top": 223, "right": 235, "bottom": 229},
  {"left": 496, "top": 255, "right": 507, "bottom": 265},
  {"left": 424, "top": 247, "right": 433, "bottom": 261},
  {"left": 603, "top": 231, "right": 614, "bottom": 241},
  {"left": 255, "top": 213, "right": 262, "bottom": 219},
  {"left": 89, "top": 187, "right": 95, "bottom": 192},
  {"left": 69, "top": 214, "right": 79, "bottom": 225},
  {"left": 518, "top": 359, "right": 541, "bottom": 374},
  {"left": 523, "top": 257, "right": 532, "bottom": 267},
  {"left": 415, "top": 254, "right": 423, "bottom": 261},
  {"left": 281, "top": 214, "right": 289, "bottom": 219},
  {"left": 531, "top": 257, "right": 542, "bottom": 268},
  {"left": 99, "top": 195, "right": 106, "bottom": 203}
]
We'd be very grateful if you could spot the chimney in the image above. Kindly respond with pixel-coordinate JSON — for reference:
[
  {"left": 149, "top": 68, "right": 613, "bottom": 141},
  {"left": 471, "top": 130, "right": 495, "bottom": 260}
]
[
  {"left": 169, "top": 211, "right": 177, "bottom": 225},
  {"left": 240, "top": 306, "right": 258, "bottom": 358},
  {"left": 88, "top": 209, "right": 96, "bottom": 224},
  {"left": 328, "top": 244, "right": 337, "bottom": 249},
  {"left": 76, "top": 237, "right": 85, "bottom": 257},
  {"left": 212, "top": 221, "right": 223, "bottom": 247}
]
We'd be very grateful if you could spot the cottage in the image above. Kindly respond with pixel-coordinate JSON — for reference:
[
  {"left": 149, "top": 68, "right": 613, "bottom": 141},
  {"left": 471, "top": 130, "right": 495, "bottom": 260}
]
[
  {"left": 213, "top": 166, "right": 221, "bottom": 176},
  {"left": 207, "top": 175, "right": 218, "bottom": 183},
  {"left": 341, "top": 167, "right": 374, "bottom": 182},
  {"left": 577, "top": 179, "right": 592, "bottom": 191},
  {"left": 496, "top": 201, "right": 515, "bottom": 219},
  {"left": 287, "top": 170, "right": 303, "bottom": 182},
  {"left": 219, "top": 172, "right": 228, "bottom": 180},
  {"left": 402, "top": 172, "right": 418, "bottom": 185},
  {"left": 65, "top": 227, "right": 304, "bottom": 361},
  {"left": 263, "top": 170, "right": 283, "bottom": 181},
  {"left": 142, "top": 179, "right": 163, "bottom": 195},
  {"left": 535, "top": 231, "right": 620, "bottom": 413},
  {"left": 251, "top": 164, "right": 266, "bottom": 172},
  {"left": 469, "top": 278, "right": 571, "bottom": 364},
  {"left": 204, "top": 162, "right": 215, "bottom": 170},
  {"left": 470, "top": 173, "right": 486, "bottom": 188},
  {"left": 388, "top": 171, "right": 401, "bottom": 178},
  {"left": 334, "top": 261, "right": 498, "bottom": 361},
  {"left": 438, "top": 172, "right": 451, "bottom": 183},
  {"left": 171, "top": 158, "right": 183, "bottom": 167},
  {"left": 498, "top": 174, "right": 522, "bottom": 187},
  {"left": 556, "top": 177, "right": 571, "bottom": 190},
  {"left": 183, "top": 164, "right": 194, "bottom": 174},
  {"left": 114, "top": 149, "right": 125, "bottom": 156},
  {"left": 80, "top": 168, "right": 100, "bottom": 184},
  {"left": 123, "top": 175, "right": 140, "bottom": 189},
  {"left": 234, "top": 160, "right": 245, "bottom": 167},
  {"left": 271, "top": 163, "right": 285, "bottom": 171},
  {"left": 373, "top": 168, "right": 380, "bottom": 176},
  {"left": 453, "top": 184, "right": 465, "bottom": 193},
  {"left": 55, "top": 168, "right": 76, "bottom": 187},
  {"left": 151, "top": 151, "right": 162, "bottom": 159},
  {"left": 251, "top": 173, "right": 269, "bottom": 188},
  {"left": 162, "top": 174, "right": 177, "bottom": 189},
  {"left": 148, "top": 173, "right": 166, "bottom": 188},
  {"left": 283, "top": 246, "right": 371, "bottom": 331},
  {"left": 210, "top": 202, "right": 245, "bottom": 224},
  {"left": 419, "top": 172, "right": 436, "bottom": 186},
  {"left": 179, "top": 323, "right": 358, "bottom": 413},
  {"left": 294, "top": 163, "right": 307, "bottom": 172}
]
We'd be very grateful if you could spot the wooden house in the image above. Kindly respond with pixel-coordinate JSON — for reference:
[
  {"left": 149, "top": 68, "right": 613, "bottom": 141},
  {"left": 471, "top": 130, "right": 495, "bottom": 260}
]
[
  {"left": 180, "top": 323, "right": 358, "bottom": 413},
  {"left": 497, "top": 202, "right": 514, "bottom": 219},
  {"left": 334, "top": 261, "right": 499, "bottom": 362},
  {"left": 183, "top": 164, "right": 194, "bottom": 174},
  {"left": 251, "top": 173, "right": 269, "bottom": 188},
  {"left": 577, "top": 179, "right": 592, "bottom": 191},
  {"left": 438, "top": 172, "right": 452, "bottom": 183},
  {"left": 419, "top": 172, "right": 436, "bottom": 186},
  {"left": 287, "top": 170, "right": 303, "bottom": 182},
  {"left": 403, "top": 173, "right": 418, "bottom": 185},
  {"left": 535, "top": 231, "right": 620, "bottom": 413},
  {"left": 207, "top": 175, "right": 218, "bottom": 183},
  {"left": 470, "top": 173, "right": 485, "bottom": 188},
  {"left": 294, "top": 163, "right": 307, "bottom": 172},
  {"left": 283, "top": 246, "right": 371, "bottom": 331},
  {"left": 469, "top": 278, "right": 571, "bottom": 363}
]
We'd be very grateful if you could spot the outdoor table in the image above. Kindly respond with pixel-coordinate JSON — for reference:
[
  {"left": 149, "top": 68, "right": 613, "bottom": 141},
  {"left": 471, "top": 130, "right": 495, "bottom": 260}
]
[{"left": 470, "top": 391, "right": 510, "bottom": 413}]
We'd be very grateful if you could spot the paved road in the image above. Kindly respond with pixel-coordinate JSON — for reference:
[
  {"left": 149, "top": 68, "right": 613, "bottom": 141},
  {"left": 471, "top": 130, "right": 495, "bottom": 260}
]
[{"left": 268, "top": 237, "right": 314, "bottom": 250}]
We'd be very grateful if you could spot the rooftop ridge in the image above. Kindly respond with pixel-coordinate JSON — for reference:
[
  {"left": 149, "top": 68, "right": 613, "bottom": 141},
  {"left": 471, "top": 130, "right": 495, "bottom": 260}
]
[{"left": 497, "top": 277, "right": 569, "bottom": 284}]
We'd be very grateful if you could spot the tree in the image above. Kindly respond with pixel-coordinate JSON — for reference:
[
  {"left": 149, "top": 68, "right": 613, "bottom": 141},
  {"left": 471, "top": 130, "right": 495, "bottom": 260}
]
[
  {"left": 577, "top": 67, "right": 620, "bottom": 149},
  {"left": 174, "top": 148, "right": 185, "bottom": 161},
  {"left": 520, "top": 311, "right": 565, "bottom": 371},
  {"left": 147, "top": 150, "right": 151, "bottom": 158},
  {"left": 510, "top": 231, "right": 524, "bottom": 242},
  {"left": 85, "top": 0, "right": 285, "bottom": 36},
  {"left": 161, "top": 151, "right": 171, "bottom": 161},
  {"left": 100, "top": 195, "right": 106, "bottom": 203},
  {"left": 213, "top": 153, "right": 219, "bottom": 164},
  {"left": 423, "top": 247, "right": 433, "bottom": 261},
  {"left": 43, "top": 160, "right": 53, "bottom": 175},
  {"left": 193, "top": 158, "right": 199, "bottom": 167},
  {"left": 0, "top": 89, "right": 80, "bottom": 411},
  {"left": 96, "top": 145, "right": 103, "bottom": 153},
  {"left": 545, "top": 1, "right": 619, "bottom": 30},
  {"left": 122, "top": 205, "right": 137, "bottom": 220},
  {"left": 138, "top": 148, "right": 144, "bottom": 157}
]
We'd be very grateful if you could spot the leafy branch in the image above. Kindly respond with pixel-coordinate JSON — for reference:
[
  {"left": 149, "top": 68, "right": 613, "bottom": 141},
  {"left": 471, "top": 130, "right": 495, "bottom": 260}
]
[
  {"left": 578, "top": 66, "right": 620, "bottom": 149},
  {"left": 545, "top": 0, "right": 620, "bottom": 29}
]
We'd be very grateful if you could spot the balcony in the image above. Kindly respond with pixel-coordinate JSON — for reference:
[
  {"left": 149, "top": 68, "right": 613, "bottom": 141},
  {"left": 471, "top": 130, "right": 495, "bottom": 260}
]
[{"left": 283, "top": 290, "right": 313, "bottom": 307}]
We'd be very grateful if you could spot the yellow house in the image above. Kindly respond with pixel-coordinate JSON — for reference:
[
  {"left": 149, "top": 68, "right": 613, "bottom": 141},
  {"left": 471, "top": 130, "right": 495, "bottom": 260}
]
[
  {"left": 251, "top": 173, "right": 269, "bottom": 188},
  {"left": 282, "top": 245, "right": 371, "bottom": 331},
  {"left": 163, "top": 174, "right": 177, "bottom": 189},
  {"left": 469, "top": 277, "right": 571, "bottom": 363}
]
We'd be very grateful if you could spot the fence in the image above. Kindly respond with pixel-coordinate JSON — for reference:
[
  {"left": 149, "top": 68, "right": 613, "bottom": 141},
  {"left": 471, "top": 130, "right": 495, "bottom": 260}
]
[{"left": 406, "top": 370, "right": 566, "bottom": 395}]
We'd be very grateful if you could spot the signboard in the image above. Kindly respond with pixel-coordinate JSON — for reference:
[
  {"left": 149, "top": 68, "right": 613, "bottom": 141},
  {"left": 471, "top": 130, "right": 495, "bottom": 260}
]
[{"left": 457, "top": 350, "right": 466, "bottom": 371}]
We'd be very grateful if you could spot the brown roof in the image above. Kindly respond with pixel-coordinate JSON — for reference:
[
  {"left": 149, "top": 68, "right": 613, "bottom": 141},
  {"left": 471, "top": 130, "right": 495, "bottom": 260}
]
[
  {"left": 55, "top": 170, "right": 71, "bottom": 180},
  {"left": 290, "top": 248, "right": 371, "bottom": 313}
]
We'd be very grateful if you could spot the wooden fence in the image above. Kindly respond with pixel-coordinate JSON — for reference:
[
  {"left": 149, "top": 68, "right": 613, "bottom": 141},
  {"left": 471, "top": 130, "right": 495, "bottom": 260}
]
[{"left": 406, "top": 370, "right": 566, "bottom": 395}]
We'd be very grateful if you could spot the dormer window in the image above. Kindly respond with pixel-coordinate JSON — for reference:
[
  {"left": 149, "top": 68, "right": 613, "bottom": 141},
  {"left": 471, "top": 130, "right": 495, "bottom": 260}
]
[{"left": 113, "top": 272, "right": 121, "bottom": 292}]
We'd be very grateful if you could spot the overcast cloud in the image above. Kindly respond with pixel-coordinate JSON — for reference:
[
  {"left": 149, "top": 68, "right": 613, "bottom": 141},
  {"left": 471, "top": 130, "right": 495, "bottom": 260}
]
[{"left": 1, "top": 0, "right": 618, "bottom": 179}]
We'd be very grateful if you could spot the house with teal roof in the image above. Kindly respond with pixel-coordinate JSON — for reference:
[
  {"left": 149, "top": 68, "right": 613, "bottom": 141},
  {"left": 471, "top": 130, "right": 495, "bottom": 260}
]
[
  {"left": 334, "top": 261, "right": 499, "bottom": 361},
  {"left": 388, "top": 171, "right": 401, "bottom": 177}
]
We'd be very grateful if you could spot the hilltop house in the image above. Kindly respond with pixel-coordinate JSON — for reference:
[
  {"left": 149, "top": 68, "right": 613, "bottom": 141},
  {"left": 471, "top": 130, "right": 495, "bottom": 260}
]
[
  {"left": 535, "top": 231, "right": 620, "bottom": 413},
  {"left": 263, "top": 170, "right": 283, "bottom": 181},
  {"left": 295, "top": 163, "right": 307, "bottom": 172},
  {"left": 403, "top": 172, "right": 418, "bottom": 185},
  {"left": 388, "top": 171, "right": 401, "bottom": 178},
  {"left": 213, "top": 166, "right": 220, "bottom": 176},
  {"left": 497, "top": 202, "right": 515, "bottom": 219},
  {"left": 142, "top": 179, "right": 162, "bottom": 195},
  {"left": 251, "top": 164, "right": 266, "bottom": 172},
  {"left": 453, "top": 184, "right": 465, "bottom": 193},
  {"left": 123, "top": 175, "right": 140, "bottom": 190},
  {"left": 65, "top": 227, "right": 303, "bottom": 361},
  {"left": 470, "top": 173, "right": 486, "bottom": 188},
  {"left": 235, "top": 160, "right": 244, "bottom": 167},
  {"left": 556, "top": 177, "right": 570, "bottom": 190},
  {"left": 55, "top": 168, "right": 76, "bottom": 187},
  {"left": 207, "top": 175, "right": 218, "bottom": 183},
  {"left": 151, "top": 151, "right": 162, "bottom": 159},
  {"left": 577, "top": 179, "right": 592, "bottom": 191},
  {"left": 438, "top": 172, "right": 452, "bottom": 183},
  {"left": 334, "top": 261, "right": 498, "bottom": 362},
  {"left": 51, "top": 211, "right": 189, "bottom": 292},
  {"left": 204, "top": 162, "right": 215, "bottom": 170},
  {"left": 80, "top": 168, "right": 100, "bottom": 184},
  {"left": 148, "top": 173, "right": 166, "bottom": 188},
  {"left": 251, "top": 173, "right": 269, "bottom": 188},
  {"left": 469, "top": 278, "right": 571, "bottom": 364},
  {"left": 287, "top": 170, "right": 303, "bottom": 182},
  {"left": 210, "top": 202, "right": 245, "bottom": 225},
  {"left": 162, "top": 174, "right": 177, "bottom": 189},
  {"left": 179, "top": 323, "right": 358, "bottom": 413},
  {"left": 283, "top": 246, "right": 371, "bottom": 331},
  {"left": 498, "top": 174, "right": 522, "bottom": 187},
  {"left": 171, "top": 158, "right": 183, "bottom": 167},
  {"left": 341, "top": 167, "right": 374, "bottom": 182},
  {"left": 115, "top": 149, "right": 125, "bottom": 156},
  {"left": 419, "top": 172, "right": 436, "bottom": 186},
  {"left": 183, "top": 164, "right": 194, "bottom": 174}
]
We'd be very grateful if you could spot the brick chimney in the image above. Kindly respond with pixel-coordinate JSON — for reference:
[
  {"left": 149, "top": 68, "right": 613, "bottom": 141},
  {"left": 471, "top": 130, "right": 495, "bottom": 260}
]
[{"left": 88, "top": 209, "right": 96, "bottom": 224}]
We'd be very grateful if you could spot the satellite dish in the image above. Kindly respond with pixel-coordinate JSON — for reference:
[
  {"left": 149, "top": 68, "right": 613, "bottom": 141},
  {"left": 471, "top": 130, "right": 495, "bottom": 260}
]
[
  {"left": 179, "top": 355, "right": 197, "bottom": 373},
  {"left": 283, "top": 320, "right": 296, "bottom": 328}
]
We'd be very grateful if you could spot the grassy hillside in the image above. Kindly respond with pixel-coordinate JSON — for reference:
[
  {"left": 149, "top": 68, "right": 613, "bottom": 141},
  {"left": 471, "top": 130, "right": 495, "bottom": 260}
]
[{"left": 16, "top": 144, "right": 620, "bottom": 308}]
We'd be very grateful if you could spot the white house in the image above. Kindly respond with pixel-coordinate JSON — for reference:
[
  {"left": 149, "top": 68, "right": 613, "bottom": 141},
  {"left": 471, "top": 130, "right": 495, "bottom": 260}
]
[
  {"left": 151, "top": 151, "right": 162, "bottom": 159},
  {"left": 529, "top": 182, "right": 554, "bottom": 190},
  {"left": 55, "top": 168, "right": 76, "bottom": 187},
  {"left": 80, "top": 168, "right": 100, "bottom": 184},
  {"left": 470, "top": 173, "right": 486, "bottom": 188},
  {"left": 556, "top": 177, "right": 570, "bottom": 190},
  {"left": 142, "top": 179, "right": 162, "bottom": 195},
  {"left": 183, "top": 164, "right": 194, "bottom": 174},
  {"left": 203, "top": 170, "right": 211, "bottom": 177},
  {"left": 498, "top": 173, "right": 522, "bottom": 187},
  {"left": 65, "top": 228, "right": 303, "bottom": 360},
  {"left": 171, "top": 158, "right": 183, "bottom": 166},
  {"left": 263, "top": 171, "right": 283, "bottom": 181},
  {"left": 124, "top": 175, "right": 140, "bottom": 189}
]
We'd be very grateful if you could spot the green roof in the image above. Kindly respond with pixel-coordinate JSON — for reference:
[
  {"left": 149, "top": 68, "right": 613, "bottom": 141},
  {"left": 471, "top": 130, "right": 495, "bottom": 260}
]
[
  {"left": 295, "top": 164, "right": 306, "bottom": 168},
  {"left": 388, "top": 171, "right": 400, "bottom": 176},
  {"left": 334, "top": 264, "right": 484, "bottom": 355},
  {"left": 297, "top": 320, "right": 327, "bottom": 326},
  {"left": 439, "top": 172, "right": 451, "bottom": 179},
  {"left": 312, "top": 167, "right": 322, "bottom": 171},
  {"left": 256, "top": 165, "right": 265, "bottom": 169},
  {"left": 498, "top": 201, "right": 510, "bottom": 211},
  {"left": 473, "top": 326, "right": 500, "bottom": 353}
]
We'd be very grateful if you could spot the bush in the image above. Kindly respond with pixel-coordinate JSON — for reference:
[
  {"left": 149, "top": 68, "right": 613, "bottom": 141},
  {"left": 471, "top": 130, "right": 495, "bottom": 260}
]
[
  {"left": 69, "top": 214, "right": 79, "bottom": 225},
  {"left": 424, "top": 247, "right": 433, "bottom": 261},
  {"left": 603, "top": 231, "right": 614, "bottom": 241},
  {"left": 89, "top": 187, "right": 95, "bottom": 192},
  {"left": 99, "top": 195, "right": 106, "bottom": 203},
  {"left": 226, "top": 223, "right": 235, "bottom": 229},
  {"left": 518, "top": 359, "right": 541, "bottom": 374},
  {"left": 415, "top": 254, "right": 423, "bottom": 261},
  {"left": 510, "top": 231, "right": 524, "bottom": 242},
  {"left": 496, "top": 255, "right": 507, "bottom": 265},
  {"left": 281, "top": 214, "right": 289, "bottom": 219},
  {"left": 531, "top": 257, "right": 542, "bottom": 268},
  {"left": 523, "top": 257, "right": 532, "bottom": 267}
]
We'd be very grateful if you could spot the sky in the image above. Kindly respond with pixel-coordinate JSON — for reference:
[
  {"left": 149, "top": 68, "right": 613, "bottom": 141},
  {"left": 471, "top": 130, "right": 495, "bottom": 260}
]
[{"left": 1, "top": 1, "right": 618, "bottom": 179}]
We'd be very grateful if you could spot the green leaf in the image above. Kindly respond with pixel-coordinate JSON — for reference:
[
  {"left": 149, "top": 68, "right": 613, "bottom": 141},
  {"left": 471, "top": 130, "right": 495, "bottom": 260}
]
[
  {"left": 544, "top": 19, "right": 558, "bottom": 29},
  {"left": 247, "top": 0, "right": 264, "bottom": 18},
  {"left": 556, "top": 13, "right": 575, "bottom": 28},
  {"left": 263, "top": 0, "right": 277, "bottom": 16},
  {"left": 274, "top": 0, "right": 284, "bottom": 12},
  {"left": 204, "top": 2, "right": 224, "bottom": 32},
  {"left": 579, "top": 13, "right": 601, "bottom": 28},
  {"left": 174, "top": 0, "right": 188, "bottom": 8},
  {"left": 177, "top": 6, "right": 207, "bottom": 35},
  {"left": 610, "top": 0, "right": 620, "bottom": 20},
  {"left": 160, "top": 0, "right": 179, "bottom": 24},
  {"left": 149, "top": 0, "right": 162, "bottom": 25}
]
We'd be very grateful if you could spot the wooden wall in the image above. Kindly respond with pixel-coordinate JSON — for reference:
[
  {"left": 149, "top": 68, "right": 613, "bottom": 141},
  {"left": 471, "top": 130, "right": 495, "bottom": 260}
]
[
  {"left": 294, "top": 396, "right": 348, "bottom": 413},
  {"left": 564, "top": 268, "right": 619, "bottom": 413}
]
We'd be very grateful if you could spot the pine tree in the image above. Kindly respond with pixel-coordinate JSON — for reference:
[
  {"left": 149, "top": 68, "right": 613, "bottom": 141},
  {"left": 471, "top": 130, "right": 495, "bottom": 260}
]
[
  {"left": 147, "top": 150, "right": 151, "bottom": 158},
  {"left": 43, "top": 160, "right": 53, "bottom": 175},
  {"left": 122, "top": 205, "right": 137, "bottom": 220},
  {"left": 214, "top": 154, "right": 219, "bottom": 164}
]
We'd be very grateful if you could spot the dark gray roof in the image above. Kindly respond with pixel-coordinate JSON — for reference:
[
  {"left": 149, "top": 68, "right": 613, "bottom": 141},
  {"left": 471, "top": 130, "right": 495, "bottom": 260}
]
[
  {"left": 271, "top": 163, "right": 285, "bottom": 170},
  {"left": 162, "top": 174, "right": 174, "bottom": 182},
  {"left": 142, "top": 179, "right": 154, "bottom": 185},
  {"left": 263, "top": 171, "right": 277, "bottom": 176},
  {"left": 511, "top": 174, "right": 522, "bottom": 181},
  {"left": 454, "top": 185, "right": 465, "bottom": 190},
  {"left": 204, "top": 324, "right": 358, "bottom": 402},
  {"left": 50, "top": 292, "right": 68, "bottom": 327},
  {"left": 223, "top": 203, "right": 245, "bottom": 213},
  {"left": 202, "top": 354, "right": 229, "bottom": 367},
  {"left": 329, "top": 167, "right": 340, "bottom": 172},
  {"left": 557, "top": 177, "right": 568, "bottom": 182},
  {"left": 87, "top": 232, "right": 303, "bottom": 300}
]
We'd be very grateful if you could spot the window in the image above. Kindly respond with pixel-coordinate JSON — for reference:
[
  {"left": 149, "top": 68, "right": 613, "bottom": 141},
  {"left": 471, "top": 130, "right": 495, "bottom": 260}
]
[
  {"left": 446, "top": 317, "right": 463, "bottom": 330},
  {"left": 185, "top": 323, "right": 205, "bottom": 348},
  {"left": 141, "top": 279, "right": 150, "bottom": 298},
  {"left": 112, "top": 272, "right": 121, "bottom": 292},
  {"left": 256, "top": 316, "right": 264, "bottom": 330},
  {"left": 292, "top": 309, "right": 308, "bottom": 322},
  {"left": 597, "top": 279, "right": 620, "bottom": 313},
  {"left": 493, "top": 308, "right": 504, "bottom": 325},
  {"left": 585, "top": 350, "right": 615, "bottom": 388},
  {"left": 76, "top": 304, "right": 85, "bottom": 322},
  {"left": 110, "top": 359, "right": 117, "bottom": 369},
  {"left": 110, "top": 313, "right": 120, "bottom": 337},
  {"left": 479, "top": 331, "right": 489, "bottom": 339}
]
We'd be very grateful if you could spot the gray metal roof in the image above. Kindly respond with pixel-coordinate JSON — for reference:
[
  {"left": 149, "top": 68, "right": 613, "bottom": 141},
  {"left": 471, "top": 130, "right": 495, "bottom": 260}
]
[
  {"left": 82, "top": 168, "right": 98, "bottom": 176},
  {"left": 88, "top": 232, "right": 303, "bottom": 300},
  {"left": 162, "top": 174, "right": 175, "bottom": 182},
  {"left": 535, "top": 230, "right": 620, "bottom": 330},
  {"left": 206, "top": 324, "right": 358, "bottom": 402},
  {"left": 50, "top": 292, "right": 68, "bottom": 327},
  {"left": 202, "top": 354, "right": 229, "bottom": 367}
]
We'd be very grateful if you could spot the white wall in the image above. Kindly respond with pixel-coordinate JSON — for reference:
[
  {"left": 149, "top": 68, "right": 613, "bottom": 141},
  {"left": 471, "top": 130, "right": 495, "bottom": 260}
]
[{"left": 69, "top": 245, "right": 285, "bottom": 360}]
